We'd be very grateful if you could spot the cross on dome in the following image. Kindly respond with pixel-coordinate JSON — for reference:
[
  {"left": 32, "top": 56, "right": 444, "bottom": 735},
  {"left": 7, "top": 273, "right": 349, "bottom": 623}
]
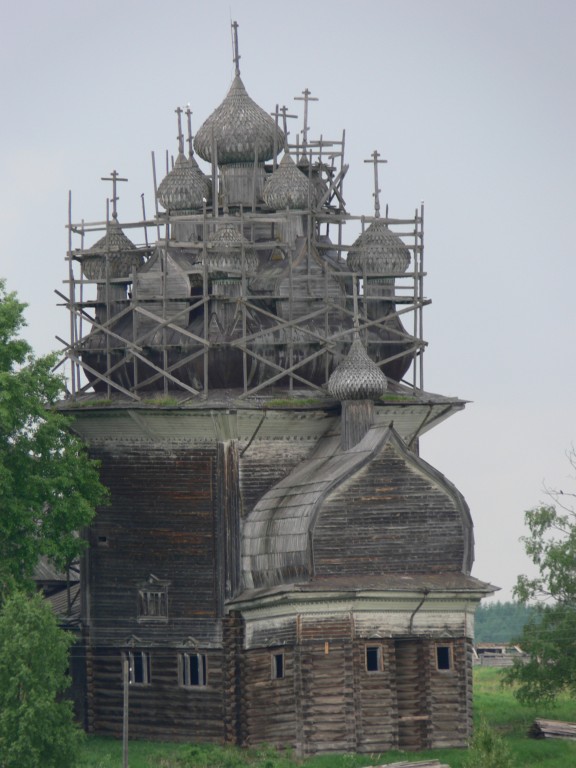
[
  {"left": 231, "top": 20, "right": 241, "bottom": 76},
  {"left": 364, "top": 150, "right": 387, "bottom": 218},
  {"left": 100, "top": 170, "right": 128, "bottom": 220},
  {"left": 294, "top": 88, "right": 318, "bottom": 148}
]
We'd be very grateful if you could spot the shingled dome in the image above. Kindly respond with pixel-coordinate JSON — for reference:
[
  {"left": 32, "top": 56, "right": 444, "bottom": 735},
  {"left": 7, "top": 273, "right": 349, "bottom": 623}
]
[
  {"left": 81, "top": 220, "right": 142, "bottom": 280},
  {"left": 263, "top": 153, "right": 310, "bottom": 209},
  {"left": 157, "top": 152, "right": 211, "bottom": 212},
  {"left": 347, "top": 219, "right": 411, "bottom": 277},
  {"left": 327, "top": 334, "right": 388, "bottom": 400},
  {"left": 206, "top": 223, "right": 259, "bottom": 276},
  {"left": 193, "top": 75, "right": 285, "bottom": 165}
]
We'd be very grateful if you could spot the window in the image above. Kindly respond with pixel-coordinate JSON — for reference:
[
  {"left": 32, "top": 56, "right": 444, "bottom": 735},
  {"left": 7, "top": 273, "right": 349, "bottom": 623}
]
[
  {"left": 365, "top": 645, "right": 384, "bottom": 672},
  {"left": 137, "top": 576, "right": 169, "bottom": 622},
  {"left": 179, "top": 652, "right": 207, "bottom": 687},
  {"left": 271, "top": 652, "right": 285, "bottom": 680},
  {"left": 127, "top": 651, "right": 151, "bottom": 685},
  {"left": 436, "top": 644, "right": 453, "bottom": 671}
]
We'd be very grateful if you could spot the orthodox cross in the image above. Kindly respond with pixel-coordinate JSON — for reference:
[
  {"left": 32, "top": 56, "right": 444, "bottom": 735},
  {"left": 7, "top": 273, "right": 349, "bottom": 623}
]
[
  {"left": 185, "top": 106, "right": 195, "bottom": 157},
  {"left": 364, "top": 150, "right": 387, "bottom": 218},
  {"left": 101, "top": 170, "right": 128, "bottom": 221},
  {"left": 271, "top": 104, "right": 297, "bottom": 140},
  {"left": 231, "top": 20, "right": 241, "bottom": 76},
  {"left": 294, "top": 88, "right": 318, "bottom": 148},
  {"left": 175, "top": 106, "right": 185, "bottom": 156}
]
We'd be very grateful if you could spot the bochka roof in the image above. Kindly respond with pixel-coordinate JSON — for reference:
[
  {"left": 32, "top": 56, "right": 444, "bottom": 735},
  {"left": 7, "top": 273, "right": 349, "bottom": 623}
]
[{"left": 241, "top": 424, "right": 475, "bottom": 591}]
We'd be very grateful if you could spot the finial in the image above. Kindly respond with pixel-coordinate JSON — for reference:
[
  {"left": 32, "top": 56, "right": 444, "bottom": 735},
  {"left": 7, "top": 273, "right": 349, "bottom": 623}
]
[
  {"left": 101, "top": 170, "right": 128, "bottom": 221},
  {"left": 364, "top": 150, "right": 387, "bottom": 218},
  {"left": 294, "top": 88, "right": 318, "bottom": 148},
  {"left": 231, "top": 20, "right": 241, "bottom": 76},
  {"left": 175, "top": 107, "right": 185, "bottom": 156},
  {"left": 185, "top": 105, "right": 194, "bottom": 157}
]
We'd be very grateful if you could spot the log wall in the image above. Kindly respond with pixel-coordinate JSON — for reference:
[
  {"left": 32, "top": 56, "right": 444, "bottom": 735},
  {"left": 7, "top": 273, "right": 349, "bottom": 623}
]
[{"left": 88, "top": 645, "right": 226, "bottom": 741}]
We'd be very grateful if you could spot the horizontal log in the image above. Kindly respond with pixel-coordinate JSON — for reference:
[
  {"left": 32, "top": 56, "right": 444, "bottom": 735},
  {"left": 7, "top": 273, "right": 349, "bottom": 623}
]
[{"left": 530, "top": 719, "right": 576, "bottom": 740}]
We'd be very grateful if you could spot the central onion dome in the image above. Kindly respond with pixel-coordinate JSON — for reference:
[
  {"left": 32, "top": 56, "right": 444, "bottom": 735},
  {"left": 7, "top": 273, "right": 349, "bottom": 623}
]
[
  {"left": 347, "top": 219, "right": 411, "bottom": 278},
  {"left": 81, "top": 219, "right": 143, "bottom": 280},
  {"left": 194, "top": 75, "right": 285, "bottom": 165},
  {"left": 327, "top": 334, "right": 388, "bottom": 400},
  {"left": 263, "top": 153, "right": 310, "bottom": 209},
  {"left": 206, "top": 223, "right": 260, "bottom": 276},
  {"left": 157, "top": 152, "right": 211, "bottom": 213}
]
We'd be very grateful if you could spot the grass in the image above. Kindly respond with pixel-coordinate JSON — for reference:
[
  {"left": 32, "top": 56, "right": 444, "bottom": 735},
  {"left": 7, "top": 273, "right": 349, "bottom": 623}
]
[{"left": 77, "top": 668, "right": 576, "bottom": 767}]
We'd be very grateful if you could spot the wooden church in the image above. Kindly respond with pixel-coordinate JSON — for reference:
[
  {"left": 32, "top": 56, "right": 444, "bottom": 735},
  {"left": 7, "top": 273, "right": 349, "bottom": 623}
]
[{"left": 59, "top": 23, "right": 495, "bottom": 754}]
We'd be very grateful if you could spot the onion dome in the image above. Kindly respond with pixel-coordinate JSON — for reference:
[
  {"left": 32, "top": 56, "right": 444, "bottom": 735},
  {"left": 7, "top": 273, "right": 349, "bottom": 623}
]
[
  {"left": 327, "top": 334, "right": 388, "bottom": 400},
  {"left": 81, "top": 220, "right": 143, "bottom": 280},
  {"left": 263, "top": 153, "right": 310, "bottom": 209},
  {"left": 205, "top": 223, "right": 259, "bottom": 276},
  {"left": 347, "top": 219, "right": 411, "bottom": 276},
  {"left": 157, "top": 152, "right": 211, "bottom": 212},
  {"left": 194, "top": 75, "right": 285, "bottom": 165}
]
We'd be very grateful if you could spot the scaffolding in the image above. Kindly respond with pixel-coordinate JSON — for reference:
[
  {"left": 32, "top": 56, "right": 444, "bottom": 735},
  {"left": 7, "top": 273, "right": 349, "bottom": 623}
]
[{"left": 60, "top": 108, "right": 428, "bottom": 402}]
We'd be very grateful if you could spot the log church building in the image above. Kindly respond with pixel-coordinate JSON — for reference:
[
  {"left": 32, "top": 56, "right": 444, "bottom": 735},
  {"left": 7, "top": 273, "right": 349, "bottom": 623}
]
[{"left": 58, "top": 23, "right": 495, "bottom": 754}]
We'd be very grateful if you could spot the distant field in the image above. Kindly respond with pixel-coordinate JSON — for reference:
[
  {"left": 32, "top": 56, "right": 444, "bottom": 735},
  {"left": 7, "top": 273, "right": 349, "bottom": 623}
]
[{"left": 78, "top": 667, "right": 576, "bottom": 768}]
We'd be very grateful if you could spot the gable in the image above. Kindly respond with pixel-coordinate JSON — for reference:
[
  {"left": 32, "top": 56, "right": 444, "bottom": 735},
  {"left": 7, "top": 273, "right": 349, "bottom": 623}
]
[{"left": 312, "top": 439, "right": 473, "bottom": 577}]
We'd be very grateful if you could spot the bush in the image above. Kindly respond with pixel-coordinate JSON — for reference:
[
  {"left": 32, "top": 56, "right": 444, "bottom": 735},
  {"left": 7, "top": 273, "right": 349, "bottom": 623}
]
[{"left": 463, "top": 719, "right": 513, "bottom": 768}]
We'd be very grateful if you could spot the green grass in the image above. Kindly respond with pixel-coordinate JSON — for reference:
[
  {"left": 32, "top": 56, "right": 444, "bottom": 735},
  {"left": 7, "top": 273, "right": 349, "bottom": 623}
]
[{"left": 77, "top": 668, "right": 576, "bottom": 767}]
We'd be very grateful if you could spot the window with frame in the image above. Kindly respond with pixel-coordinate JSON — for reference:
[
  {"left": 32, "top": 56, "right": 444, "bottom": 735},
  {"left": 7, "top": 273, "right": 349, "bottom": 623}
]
[
  {"left": 137, "top": 576, "right": 169, "bottom": 622},
  {"left": 271, "top": 651, "right": 285, "bottom": 680},
  {"left": 127, "top": 650, "right": 151, "bottom": 685},
  {"left": 178, "top": 652, "right": 207, "bottom": 687},
  {"left": 365, "top": 644, "right": 384, "bottom": 672},
  {"left": 436, "top": 644, "right": 453, "bottom": 671}
]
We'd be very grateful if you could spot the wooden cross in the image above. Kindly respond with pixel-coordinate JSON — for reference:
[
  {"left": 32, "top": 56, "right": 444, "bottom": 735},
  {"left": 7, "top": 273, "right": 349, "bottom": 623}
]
[
  {"left": 101, "top": 170, "right": 128, "bottom": 220},
  {"left": 175, "top": 106, "right": 185, "bottom": 155},
  {"left": 294, "top": 88, "right": 318, "bottom": 147},
  {"left": 271, "top": 104, "right": 297, "bottom": 141},
  {"left": 364, "top": 150, "right": 387, "bottom": 218},
  {"left": 231, "top": 20, "right": 241, "bottom": 76}
]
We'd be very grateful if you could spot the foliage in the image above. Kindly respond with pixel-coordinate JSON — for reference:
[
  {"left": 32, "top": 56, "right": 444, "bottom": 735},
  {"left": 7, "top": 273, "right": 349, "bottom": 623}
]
[
  {"left": 474, "top": 600, "right": 537, "bottom": 643},
  {"left": 0, "top": 591, "right": 83, "bottom": 768},
  {"left": 0, "top": 280, "right": 108, "bottom": 595},
  {"left": 462, "top": 719, "right": 513, "bottom": 768},
  {"left": 505, "top": 450, "right": 576, "bottom": 704}
]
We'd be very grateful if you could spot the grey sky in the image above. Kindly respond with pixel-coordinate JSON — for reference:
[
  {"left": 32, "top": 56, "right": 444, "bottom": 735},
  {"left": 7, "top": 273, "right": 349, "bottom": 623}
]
[{"left": 1, "top": 0, "right": 575, "bottom": 601}]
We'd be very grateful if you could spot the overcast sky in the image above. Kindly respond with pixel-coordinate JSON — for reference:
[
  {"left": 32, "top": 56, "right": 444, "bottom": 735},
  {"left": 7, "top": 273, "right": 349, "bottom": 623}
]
[{"left": 1, "top": 0, "right": 575, "bottom": 602}]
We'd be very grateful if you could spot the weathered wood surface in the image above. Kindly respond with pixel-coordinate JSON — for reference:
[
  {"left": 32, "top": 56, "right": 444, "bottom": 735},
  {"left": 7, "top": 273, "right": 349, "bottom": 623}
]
[{"left": 529, "top": 719, "right": 576, "bottom": 740}]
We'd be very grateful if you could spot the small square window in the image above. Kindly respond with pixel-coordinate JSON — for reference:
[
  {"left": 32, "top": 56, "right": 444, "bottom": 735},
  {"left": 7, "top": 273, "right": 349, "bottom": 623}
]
[
  {"left": 179, "top": 652, "right": 207, "bottom": 687},
  {"left": 366, "top": 645, "right": 384, "bottom": 672},
  {"left": 271, "top": 652, "right": 284, "bottom": 680},
  {"left": 127, "top": 651, "right": 151, "bottom": 685},
  {"left": 436, "top": 644, "right": 453, "bottom": 671}
]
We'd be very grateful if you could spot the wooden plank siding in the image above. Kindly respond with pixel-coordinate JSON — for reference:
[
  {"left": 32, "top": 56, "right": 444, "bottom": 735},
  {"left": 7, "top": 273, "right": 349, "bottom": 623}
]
[
  {"left": 313, "top": 444, "right": 466, "bottom": 576},
  {"left": 87, "top": 445, "right": 218, "bottom": 629}
]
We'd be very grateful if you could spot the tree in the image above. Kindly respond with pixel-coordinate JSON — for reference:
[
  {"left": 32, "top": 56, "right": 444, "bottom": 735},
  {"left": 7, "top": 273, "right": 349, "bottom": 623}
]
[
  {"left": 0, "top": 591, "right": 82, "bottom": 768},
  {"left": 505, "top": 449, "right": 576, "bottom": 704},
  {"left": 0, "top": 279, "right": 108, "bottom": 596}
]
